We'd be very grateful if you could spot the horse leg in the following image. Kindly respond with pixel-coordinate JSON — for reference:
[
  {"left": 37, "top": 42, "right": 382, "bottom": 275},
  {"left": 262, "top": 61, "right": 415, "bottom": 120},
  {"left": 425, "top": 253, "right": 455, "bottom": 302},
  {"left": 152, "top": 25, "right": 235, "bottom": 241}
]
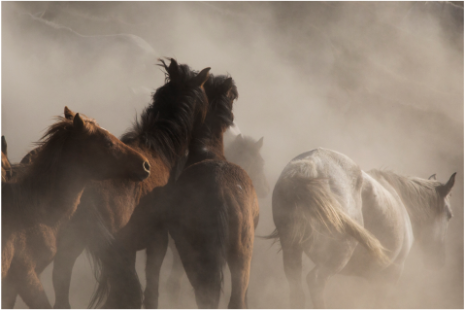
[
  {"left": 371, "top": 264, "right": 403, "bottom": 308},
  {"left": 170, "top": 231, "right": 222, "bottom": 309},
  {"left": 15, "top": 263, "right": 52, "bottom": 308},
  {"left": 52, "top": 229, "right": 87, "bottom": 308},
  {"left": 2, "top": 274, "right": 18, "bottom": 309},
  {"left": 282, "top": 243, "right": 305, "bottom": 308},
  {"left": 227, "top": 248, "right": 253, "bottom": 309},
  {"left": 144, "top": 227, "right": 168, "bottom": 309},
  {"left": 166, "top": 236, "right": 184, "bottom": 305},
  {"left": 306, "top": 267, "right": 333, "bottom": 309}
]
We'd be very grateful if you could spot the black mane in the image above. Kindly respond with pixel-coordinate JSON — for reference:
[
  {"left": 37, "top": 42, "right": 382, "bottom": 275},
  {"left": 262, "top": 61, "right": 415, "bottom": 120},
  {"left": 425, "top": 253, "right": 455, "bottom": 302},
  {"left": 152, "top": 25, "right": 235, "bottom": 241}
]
[
  {"left": 202, "top": 74, "right": 237, "bottom": 131},
  {"left": 121, "top": 60, "right": 208, "bottom": 168}
]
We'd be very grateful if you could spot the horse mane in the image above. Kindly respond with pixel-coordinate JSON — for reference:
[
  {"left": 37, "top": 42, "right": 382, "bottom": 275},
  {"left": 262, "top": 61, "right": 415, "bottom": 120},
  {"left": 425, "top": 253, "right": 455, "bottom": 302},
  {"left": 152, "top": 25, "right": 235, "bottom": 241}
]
[
  {"left": 368, "top": 169, "right": 443, "bottom": 221},
  {"left": 14, "top": 117, "right": 98, "bottom": 190},
  {"left": 120, "top": 60, "right": 208, "bottom": 168},
  {"left": 203, "top": 74, "right": 237, "bottom": 130}
]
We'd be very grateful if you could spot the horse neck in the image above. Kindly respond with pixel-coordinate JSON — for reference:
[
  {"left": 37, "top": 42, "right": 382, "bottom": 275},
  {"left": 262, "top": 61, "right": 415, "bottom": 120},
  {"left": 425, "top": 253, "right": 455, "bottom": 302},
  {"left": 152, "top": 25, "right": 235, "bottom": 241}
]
[
  {"left": 372, "top": 170, "right": 436, "bottom": 227},
  {"left": 185, "top": 127, "right": 226, "bottom": 167},
  {"left": 15, "top": 155, "right": 89, "bottom": 228}
]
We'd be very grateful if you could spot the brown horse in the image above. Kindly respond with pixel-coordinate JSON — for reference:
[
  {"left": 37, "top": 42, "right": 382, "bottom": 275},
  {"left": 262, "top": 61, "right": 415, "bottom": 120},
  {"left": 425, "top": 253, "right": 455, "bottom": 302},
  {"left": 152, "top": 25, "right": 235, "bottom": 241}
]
[
  {"left": 166, "top": 74, "right": 259, "bottom": 309},
  {"left": 164, "top": 133, "right": 269, "bottom": 305},
  {"left": 1, "top": 136, "right": 12, "bottom": 181},
  {"left": 1, "top": 109, "right": 151, "bottom": 309},
  {"left": 51, "top": 59, "right": 210, "bottom": 308},
  {"left": 91, "top": 74, "right": 259, "bottom": 309}
]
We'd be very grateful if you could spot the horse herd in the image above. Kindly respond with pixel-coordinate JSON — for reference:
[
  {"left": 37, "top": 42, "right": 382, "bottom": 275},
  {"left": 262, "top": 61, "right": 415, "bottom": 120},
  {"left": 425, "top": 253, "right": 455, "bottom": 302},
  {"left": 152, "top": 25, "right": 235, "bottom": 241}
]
[{"left": 1, "top": 58, "right": 457, "bottom": 309}]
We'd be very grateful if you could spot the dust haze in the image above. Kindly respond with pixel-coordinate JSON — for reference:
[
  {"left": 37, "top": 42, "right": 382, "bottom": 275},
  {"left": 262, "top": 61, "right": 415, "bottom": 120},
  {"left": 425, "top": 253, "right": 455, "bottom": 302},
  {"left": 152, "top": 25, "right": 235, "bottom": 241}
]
[{"left": 2, "top": 2, "right": 463, "bottom": 308}]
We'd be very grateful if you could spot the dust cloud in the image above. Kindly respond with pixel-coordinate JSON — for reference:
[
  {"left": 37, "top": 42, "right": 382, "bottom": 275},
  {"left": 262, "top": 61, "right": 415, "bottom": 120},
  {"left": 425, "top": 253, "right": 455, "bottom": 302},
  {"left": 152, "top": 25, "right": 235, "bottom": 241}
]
[{"left": 2, "top": 2, "right": 463, "bottom": 308}]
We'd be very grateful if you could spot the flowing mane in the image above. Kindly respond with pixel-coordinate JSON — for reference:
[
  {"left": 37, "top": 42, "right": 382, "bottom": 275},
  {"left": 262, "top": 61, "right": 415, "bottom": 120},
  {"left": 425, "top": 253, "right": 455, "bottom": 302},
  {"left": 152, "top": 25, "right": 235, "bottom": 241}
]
[
  {"left": 203, "top": 74, "right": 237, "bottom": 131},
  {"left": 6, "top": 117, "right": 101, "bottom": 209},
  {"left": 368, "top": 169, "right": 444, "bottom": 221},
  {"left": 121, "top": 60, "right": 208, "bottom": 168}
]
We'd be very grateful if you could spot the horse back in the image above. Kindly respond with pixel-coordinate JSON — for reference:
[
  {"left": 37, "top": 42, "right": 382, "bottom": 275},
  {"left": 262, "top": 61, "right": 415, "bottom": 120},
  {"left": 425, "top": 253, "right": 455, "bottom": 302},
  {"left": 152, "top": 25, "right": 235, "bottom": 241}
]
[{"left": 170, "top": 159, "right": 259, "bottom": 245}]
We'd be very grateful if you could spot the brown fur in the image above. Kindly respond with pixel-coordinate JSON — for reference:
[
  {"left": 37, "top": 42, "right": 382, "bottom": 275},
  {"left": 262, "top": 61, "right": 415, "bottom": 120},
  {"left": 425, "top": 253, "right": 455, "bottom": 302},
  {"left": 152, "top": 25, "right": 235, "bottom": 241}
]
[
  {"left": 93, "top": 74, "right": 259, "bottom": 309},
  {"left": 51, "top": 59, "right": 210, "bottom": 309},
  {"left": 1, "top": 109, "right": 150, "bottom": 309}
]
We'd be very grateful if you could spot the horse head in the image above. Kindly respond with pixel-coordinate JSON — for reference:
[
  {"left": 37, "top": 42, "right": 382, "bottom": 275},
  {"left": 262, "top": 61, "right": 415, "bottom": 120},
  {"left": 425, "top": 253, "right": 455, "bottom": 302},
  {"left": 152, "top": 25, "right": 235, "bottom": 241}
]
[
  {"left": 418, "top": 172, "right": 456, "bottom": 269},
  {"left": 226, "top": 134, "right": 270, "bottom": 198},
  {"left": 42, "top": 107, "right": 151, "bottom": 182}
]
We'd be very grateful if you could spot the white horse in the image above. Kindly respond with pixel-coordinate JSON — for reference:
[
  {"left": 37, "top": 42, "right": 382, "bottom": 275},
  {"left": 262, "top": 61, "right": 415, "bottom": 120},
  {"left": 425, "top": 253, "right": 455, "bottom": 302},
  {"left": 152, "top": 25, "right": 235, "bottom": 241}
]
[{"left": 270, "top": 148, "right": 456, "bottom": 308}]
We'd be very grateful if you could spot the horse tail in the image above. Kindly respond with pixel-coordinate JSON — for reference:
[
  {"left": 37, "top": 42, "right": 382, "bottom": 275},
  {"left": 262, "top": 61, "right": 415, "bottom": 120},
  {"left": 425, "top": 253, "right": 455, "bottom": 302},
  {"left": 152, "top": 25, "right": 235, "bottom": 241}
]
[
  {"left": 87, "top": 206, "right": 142, "bottom": 309},
  {"left": 277, "top": 176, "right": 389, "bottom": 265},
  {"left": 207, "top": 196, "right": 229, "bottom": 291}
]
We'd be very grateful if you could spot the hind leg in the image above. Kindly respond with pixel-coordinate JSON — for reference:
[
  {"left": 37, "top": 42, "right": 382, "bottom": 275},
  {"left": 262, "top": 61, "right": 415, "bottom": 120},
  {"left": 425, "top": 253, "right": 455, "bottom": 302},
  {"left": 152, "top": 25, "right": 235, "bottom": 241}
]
[
  {"left": 227, "top": 248, "right": 253, "bottom": 309},
  {"left": 304, "top": 239, "right": 355, "bottom": 309},
  {"left": 52, "top": 228, "right": 87, "bottom": 308},
  {"left": 166, "top": 236, "right": 184, "bottom": 305},
  {"left": 282, "top": 243, "right": 305, "bottom": 308},
  {"left": 144, "top": 227, "right": 168, "bottom": 309},
  {"left": 170, "top": 231, "right": 222, "bottom": 309}
]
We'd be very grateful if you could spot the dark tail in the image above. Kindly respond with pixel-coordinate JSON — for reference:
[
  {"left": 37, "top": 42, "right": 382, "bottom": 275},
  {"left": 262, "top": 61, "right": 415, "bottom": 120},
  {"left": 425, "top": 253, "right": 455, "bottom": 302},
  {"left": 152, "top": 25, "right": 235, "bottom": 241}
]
[
  {"left": 87, "top": 205, "right": 142, "bottom": 309},
  {"left": 269, "top": 176, "right": 389, "bottom": 265}
]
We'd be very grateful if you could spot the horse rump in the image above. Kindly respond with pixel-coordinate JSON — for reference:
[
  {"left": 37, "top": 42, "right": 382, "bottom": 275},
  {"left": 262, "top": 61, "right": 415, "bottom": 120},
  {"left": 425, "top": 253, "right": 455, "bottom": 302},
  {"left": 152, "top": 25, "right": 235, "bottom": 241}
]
[{"left": 270, "top": 175, "right": 389, "bottom": 265}]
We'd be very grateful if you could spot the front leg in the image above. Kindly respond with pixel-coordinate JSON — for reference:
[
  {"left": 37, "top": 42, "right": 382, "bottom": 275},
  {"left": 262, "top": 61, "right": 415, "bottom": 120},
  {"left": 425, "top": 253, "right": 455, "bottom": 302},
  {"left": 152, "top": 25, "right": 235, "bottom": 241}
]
[
  {"left": 144, "top": 227, "right": 169, "bottom": 309},
  {"left": 13, "top": 260, "right": 52, "bottom": 308},
  {"left": 2, "top": 275, "right": 18, "bottom": 309}
]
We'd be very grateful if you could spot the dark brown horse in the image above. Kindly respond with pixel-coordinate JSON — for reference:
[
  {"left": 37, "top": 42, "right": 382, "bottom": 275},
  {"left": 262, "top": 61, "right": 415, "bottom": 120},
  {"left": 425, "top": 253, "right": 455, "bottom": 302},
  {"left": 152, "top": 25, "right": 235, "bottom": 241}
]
[
  {"left": 51, "top": 59, "right": 210, "bottom": 308},
  {"left": 91, "top": 74, "right": 259, "bottom": 309},
  {"left": 164, "top": 133, "right": 269, "bottom": 305},
  {"left": 1, "top": 109, "right": 151, "bottom": 309}
]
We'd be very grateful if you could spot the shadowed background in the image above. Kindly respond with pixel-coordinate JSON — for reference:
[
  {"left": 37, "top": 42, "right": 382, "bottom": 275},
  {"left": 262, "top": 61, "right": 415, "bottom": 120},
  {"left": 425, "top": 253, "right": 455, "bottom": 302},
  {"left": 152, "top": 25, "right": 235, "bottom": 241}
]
[{"left": 2, "top": 2, "right": 463, "bottom": 308}]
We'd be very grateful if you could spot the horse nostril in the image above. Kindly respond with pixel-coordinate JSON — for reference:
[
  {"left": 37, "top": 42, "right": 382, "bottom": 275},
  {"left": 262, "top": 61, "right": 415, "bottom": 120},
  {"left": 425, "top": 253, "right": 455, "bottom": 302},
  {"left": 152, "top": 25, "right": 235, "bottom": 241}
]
[{"left": 143, "top": 161, "right": 151, "bottom": 172}]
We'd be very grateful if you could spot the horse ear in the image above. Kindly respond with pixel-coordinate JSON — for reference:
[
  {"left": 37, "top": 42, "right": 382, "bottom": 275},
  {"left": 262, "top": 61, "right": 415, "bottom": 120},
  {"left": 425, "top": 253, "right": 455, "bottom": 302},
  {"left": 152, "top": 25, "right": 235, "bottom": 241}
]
[
  {"left": 223, "top": 77, "right": 233, "bottom": 94},
  {"left": 255, "top": 137, "right": 264, "bottom": 150},
  {"left": 73, "top": 113, "right": 85, "bottom": 131},
  {"left": 2, "top": 136, "right": 7, "bottom": 156},
  {"left": 64, "top": 106, "right": 75, "bottom": 120},
  {"left": 167, "top": 58, "right": 180, "bottom": 82},
  {"left": 428, "top": 174, "right": 436, "bottom": 180},
  {"left": 437, "top": 172, "right": 457, "bottom": 197},
  {"left": 194, "top": 67, "right": 211, "bottom": 88}
]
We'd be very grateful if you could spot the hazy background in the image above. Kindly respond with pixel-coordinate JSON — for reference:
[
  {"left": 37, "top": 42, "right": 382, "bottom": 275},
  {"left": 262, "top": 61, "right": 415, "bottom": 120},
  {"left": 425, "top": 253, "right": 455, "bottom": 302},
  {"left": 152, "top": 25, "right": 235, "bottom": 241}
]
[{"left": 2, "top": 2, "right": 463, "bottom": 308}]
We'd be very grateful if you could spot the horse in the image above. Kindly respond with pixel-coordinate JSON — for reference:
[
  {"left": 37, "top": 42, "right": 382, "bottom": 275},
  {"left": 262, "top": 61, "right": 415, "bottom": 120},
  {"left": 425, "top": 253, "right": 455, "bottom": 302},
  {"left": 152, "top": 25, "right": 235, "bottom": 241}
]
[
  {"left": 91, "top": 73, "right": 259, "bottom": 309},
  {"left": 269, "top": 147, "right": 456, "bottom": 308},
  {"left": 51, "top": 59, "right": 210, "bottom": 309},
  {"left": 1, "top": 136, "right": 12, "bottom": 181},
  {"left": 1, "top": 108, "right": 151, "bottom": 309},
  {"left": 164, "top": 132, "right": 270, "bottom": 305}
]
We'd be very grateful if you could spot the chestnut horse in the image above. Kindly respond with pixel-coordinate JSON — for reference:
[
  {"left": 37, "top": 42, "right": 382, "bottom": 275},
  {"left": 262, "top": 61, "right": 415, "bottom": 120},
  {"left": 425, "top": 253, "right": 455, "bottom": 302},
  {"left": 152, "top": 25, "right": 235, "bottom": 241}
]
[
  {"left": 270, "top": 148, "right": 456, "bottom": 308},
  {"left": 1, "top": 110, "right": 151, "bottom": 309},
  {"left": 91, "top": 74, "right": 259, "bottom": 309},
  {"left": 51, "top": 59, "right": 210, "bottom": 308},
  {"left": 164, "top": 133, "right": 269, "bottom": 305}
]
